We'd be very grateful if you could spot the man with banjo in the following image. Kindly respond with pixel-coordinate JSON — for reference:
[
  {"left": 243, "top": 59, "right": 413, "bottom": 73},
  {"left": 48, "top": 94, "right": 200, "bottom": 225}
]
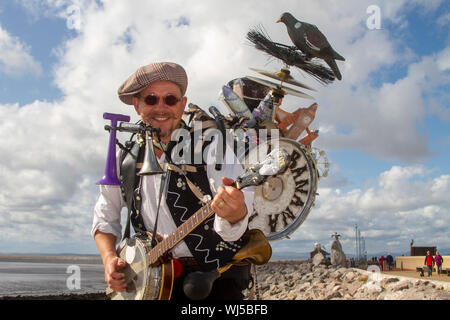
[{"left": 92, "top": 62, "right": 256, "bottom": 300}]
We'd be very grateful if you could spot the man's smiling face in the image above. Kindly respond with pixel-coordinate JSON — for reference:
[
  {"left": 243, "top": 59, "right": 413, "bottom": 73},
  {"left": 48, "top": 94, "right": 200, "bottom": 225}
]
[{"left": 132, "top": 80, "right": 187, "bottom": 143}]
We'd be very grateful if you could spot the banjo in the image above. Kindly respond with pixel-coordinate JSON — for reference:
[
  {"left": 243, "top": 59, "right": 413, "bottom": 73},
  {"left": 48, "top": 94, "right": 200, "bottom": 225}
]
[{"left": 107, "top": 148, "right": 290, "bottom": 300}]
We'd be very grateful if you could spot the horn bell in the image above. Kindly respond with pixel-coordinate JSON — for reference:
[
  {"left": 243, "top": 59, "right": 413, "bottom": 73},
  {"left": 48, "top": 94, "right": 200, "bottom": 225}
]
[{"left": 138, "top": 129, "right": 164, "bottom": 175}]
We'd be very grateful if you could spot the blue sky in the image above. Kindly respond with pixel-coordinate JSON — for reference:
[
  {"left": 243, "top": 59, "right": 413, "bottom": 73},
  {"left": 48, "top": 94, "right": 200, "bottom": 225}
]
[
  {"left": 0, "top": 0, "right": 448, "bottom": 258},
  {"left": 0, "top": 1, "right": 66, "bottom": 104}
]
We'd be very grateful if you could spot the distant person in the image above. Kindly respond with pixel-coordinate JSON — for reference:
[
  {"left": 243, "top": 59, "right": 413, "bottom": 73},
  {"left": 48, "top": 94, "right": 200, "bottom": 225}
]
[
  {"left": 386, "top": 253, "right": 393, "bottom": 271},
  {"left": 434, "top": 251, "right": 444, "bottom": 276},
  {"left": 379, "top": 255, "right": 385, "bottom": 271},
  {"left": 424, "top": 251, "right": 434, "bottom": 277}
]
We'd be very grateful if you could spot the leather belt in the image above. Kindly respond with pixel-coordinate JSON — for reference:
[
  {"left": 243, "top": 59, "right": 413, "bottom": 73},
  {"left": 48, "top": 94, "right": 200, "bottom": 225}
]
[
  {"left": 178, "top": 257, "right": 199, "bottom": 267},
  {"left": 177, "top": 257, "right": 249, "bottom": 268}
]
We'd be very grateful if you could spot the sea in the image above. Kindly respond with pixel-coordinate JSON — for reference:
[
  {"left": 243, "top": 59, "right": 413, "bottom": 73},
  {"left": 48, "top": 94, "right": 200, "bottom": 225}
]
[
  {"left": 0, "top": 256, "right": 106, "bottom": 297},
  {"left": 0, "top": 252, "right": 310, "bottom": 298}
]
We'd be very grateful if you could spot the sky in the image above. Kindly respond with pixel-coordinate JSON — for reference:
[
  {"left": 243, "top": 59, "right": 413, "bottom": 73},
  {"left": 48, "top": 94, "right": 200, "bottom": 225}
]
[{"left": 0, "top": 0, "right": 448, "bottom": 258}]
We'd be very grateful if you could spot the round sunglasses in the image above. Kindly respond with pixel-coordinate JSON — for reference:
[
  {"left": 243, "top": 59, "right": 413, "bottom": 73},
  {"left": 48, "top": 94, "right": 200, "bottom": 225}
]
[{"left": 143, "top": 94, "right": 181, "bottom": 106}]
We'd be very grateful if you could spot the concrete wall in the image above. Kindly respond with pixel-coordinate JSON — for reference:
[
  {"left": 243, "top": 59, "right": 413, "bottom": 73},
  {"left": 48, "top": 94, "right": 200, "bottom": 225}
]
[{"left": 395, "top": 256, "right": 449, "bottom": 271}]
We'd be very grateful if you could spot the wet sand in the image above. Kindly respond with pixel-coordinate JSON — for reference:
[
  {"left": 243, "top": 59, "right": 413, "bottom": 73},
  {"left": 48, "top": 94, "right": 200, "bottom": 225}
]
[
  {"left": 0, "top": 292, "right": 107, "bottom": 300},
  {"left": 0, "top": 254, "right": 102, "bottom": 265}
]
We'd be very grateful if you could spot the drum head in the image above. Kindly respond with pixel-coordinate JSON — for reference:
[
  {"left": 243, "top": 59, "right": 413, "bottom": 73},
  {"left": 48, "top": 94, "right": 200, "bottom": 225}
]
[
  {"left": 244, "top": 138, "right": 318, "bottom": 241},
  {"left": 108, "top": 236, "right": 163, "bottom": 300}
]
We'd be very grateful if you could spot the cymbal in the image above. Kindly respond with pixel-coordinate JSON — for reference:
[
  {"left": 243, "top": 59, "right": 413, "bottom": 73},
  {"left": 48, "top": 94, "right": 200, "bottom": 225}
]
[
  {"left": 246, "top": 76, "right": 315, "bottom": 100},
  {"left": 249, "top": 67, "right": 316, "bottom": 92}
]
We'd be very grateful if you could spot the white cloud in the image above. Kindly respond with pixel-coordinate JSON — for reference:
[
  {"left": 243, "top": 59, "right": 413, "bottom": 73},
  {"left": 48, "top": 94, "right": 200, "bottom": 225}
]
[
  {"left": 437, "top": 12, "right": 450, "bottom": 26},
  {"left": 0, "top": 24, "right": 42, "bottom": 76},
  {"left": 437, "top": 46, "right": 450, "bottom": 71},
  {"left": 289, "top": 166, "right": 450, "bottom": 255},
  {"left": 315, "top": 43, "right": 450, "bottom": 162},
  {"left": 0, "top": 0, "right": 448, "bottom": 254}
]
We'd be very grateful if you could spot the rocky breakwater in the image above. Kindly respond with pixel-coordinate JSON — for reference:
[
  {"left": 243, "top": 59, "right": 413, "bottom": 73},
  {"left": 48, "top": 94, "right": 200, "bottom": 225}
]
[{"left": 248, "top": 261, "right": 450, "bottom": 300}]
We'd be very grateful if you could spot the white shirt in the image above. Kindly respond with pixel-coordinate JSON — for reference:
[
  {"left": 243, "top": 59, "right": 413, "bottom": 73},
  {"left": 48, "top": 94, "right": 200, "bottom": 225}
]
[{"left": 91, "top": 142, "right": 254, "bottom": 258}]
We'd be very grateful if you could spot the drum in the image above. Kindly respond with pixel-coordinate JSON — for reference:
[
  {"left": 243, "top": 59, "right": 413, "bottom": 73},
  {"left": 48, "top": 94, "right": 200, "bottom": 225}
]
[
  {"left": 107, "top": 234, "right": 173, "bottom": 300},
  {"left": 244, "top": 138, "right": 318, "bottom": 241}
]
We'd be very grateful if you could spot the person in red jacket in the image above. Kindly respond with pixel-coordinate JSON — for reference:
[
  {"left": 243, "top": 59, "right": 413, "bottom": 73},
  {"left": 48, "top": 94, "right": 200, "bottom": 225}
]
[
  {"left": 379, "top": 255, "right": 385, "bottom": 271},
  {"left": 424, "top": 251, "right": 434, "bottom": 277}
]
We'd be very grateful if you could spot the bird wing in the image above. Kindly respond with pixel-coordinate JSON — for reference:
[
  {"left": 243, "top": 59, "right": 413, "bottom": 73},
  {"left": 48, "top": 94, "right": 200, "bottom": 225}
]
[
  {"left": 286, "top": 27, "right": 307, "bottom": 52},
  {"left": 303, "top": 24, "right": 331, "bottom": 52}
]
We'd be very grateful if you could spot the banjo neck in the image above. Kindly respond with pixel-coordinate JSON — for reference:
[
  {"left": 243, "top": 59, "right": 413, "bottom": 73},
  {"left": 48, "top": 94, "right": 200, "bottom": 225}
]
[{"left": 147, "top": 201, "right": 214, "bottom": 265}]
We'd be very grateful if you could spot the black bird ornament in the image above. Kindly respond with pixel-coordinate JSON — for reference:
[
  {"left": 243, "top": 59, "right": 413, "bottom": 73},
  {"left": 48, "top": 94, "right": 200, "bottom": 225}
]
[{"left": 277, "top": 12, "right": 345, "bottom": 80}]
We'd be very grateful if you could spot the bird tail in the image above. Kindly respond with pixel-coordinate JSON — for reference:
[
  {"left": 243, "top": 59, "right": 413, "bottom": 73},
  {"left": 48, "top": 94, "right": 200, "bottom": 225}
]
[
  {"left": 333, "top": 50, "right": 345, "bottom": 61},
  {"left": 325, "top": 58, "right": 342, "bottom": 81}
]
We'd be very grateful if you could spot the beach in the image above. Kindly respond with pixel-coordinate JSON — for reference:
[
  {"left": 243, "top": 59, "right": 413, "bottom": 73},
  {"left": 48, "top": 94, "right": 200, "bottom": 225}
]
[
  {"left": 0, "top": 254, "right": 105, "bottom": 299},
  {"left": 1, "top": 258, "right": 449, "bottom": 300},
  {"left": 0, "top": 254, "right": 102, "bottom": 264}
]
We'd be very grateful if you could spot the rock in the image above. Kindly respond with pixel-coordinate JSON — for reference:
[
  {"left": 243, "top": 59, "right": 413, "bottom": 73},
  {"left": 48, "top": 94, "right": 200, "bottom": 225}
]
[
  {"left": 287, "top": 293, "right": 297, "bottom": 300},
  {"left": 297, "top": 282, "right": 311, "bottom": 292},
  {"left": 325, "top": 290, "right": 342, "bottom": 300},
  {"left": 343, "top": 271, "right": 357, "bottom": 282},
  {"left": 336, "top": 267, "right": 348, "bottom": 274},
  {"left": 380, "top": 277, "right": 399, "bottom": 287},
  {"left": 249, "top": 260, "right": 449, "bottom": 301},
  {"left": 393, "top": 282, "right": 410, "bottom": 292},
  {"left": 330, "top": 269, "right": 344, "bottom": 280},
  {"left": 365, "top": 281, "right": 383, "bottom": 294},
  {"left": 347, "top": 282, "right": 363, "bottom": 296},
  {"left": 358, "top": 274, "right": 369, "bottom": 282}
]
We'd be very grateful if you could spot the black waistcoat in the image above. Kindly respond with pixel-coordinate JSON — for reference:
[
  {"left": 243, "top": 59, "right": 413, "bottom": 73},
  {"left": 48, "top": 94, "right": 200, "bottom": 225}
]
[{"left": 120, "top": 126, "right": 247, "bottom": 271}]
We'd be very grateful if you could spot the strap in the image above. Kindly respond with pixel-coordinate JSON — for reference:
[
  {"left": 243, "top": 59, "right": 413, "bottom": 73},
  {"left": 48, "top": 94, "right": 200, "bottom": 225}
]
[
  {"left": 167, "top": 164, "right": 208, "bottom": 203},
  {"left": 119, "top": 141, "right": 141, "bottom": 240},
  {"left": 150, "top": 169, "right": 171, "bottom": 248},
  {"left": 185, "top": 176, "right": 208, "bottom": 203},
  {"left": 247, "top": 264, "right": 260, "bottom": 300},
  {"left": 167, "top": 163, "right": 198, "bottom": 173}
]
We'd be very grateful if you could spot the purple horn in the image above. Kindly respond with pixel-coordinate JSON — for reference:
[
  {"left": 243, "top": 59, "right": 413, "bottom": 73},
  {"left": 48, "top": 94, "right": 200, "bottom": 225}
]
[{"left": 97, "top": 112, "right": 130, "bottom": 185}]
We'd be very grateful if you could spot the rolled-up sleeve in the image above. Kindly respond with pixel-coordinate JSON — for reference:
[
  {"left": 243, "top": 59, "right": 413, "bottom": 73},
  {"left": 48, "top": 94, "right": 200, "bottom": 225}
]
[{"left": 91, "top": 185, "right": 125, "bottom": 244}]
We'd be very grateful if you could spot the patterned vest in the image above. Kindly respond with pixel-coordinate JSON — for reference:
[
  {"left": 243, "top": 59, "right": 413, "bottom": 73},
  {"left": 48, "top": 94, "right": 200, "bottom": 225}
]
[{"left": 119, "top": 124, "right": 247, "bottom": 271}]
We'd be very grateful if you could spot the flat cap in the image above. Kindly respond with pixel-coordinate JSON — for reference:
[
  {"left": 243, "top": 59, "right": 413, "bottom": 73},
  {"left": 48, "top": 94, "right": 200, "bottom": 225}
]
[{"left": 117, "top": 62, "right": 188, "bottom": 105}]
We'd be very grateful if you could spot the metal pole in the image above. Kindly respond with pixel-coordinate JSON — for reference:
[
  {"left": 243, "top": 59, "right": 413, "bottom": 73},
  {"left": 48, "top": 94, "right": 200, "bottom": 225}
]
[
  {"left": 355, "top": 224, "right": 358, "bottom": 262},
  {"left": 358, "top": 230, "right": 361, "bottom": 261}
]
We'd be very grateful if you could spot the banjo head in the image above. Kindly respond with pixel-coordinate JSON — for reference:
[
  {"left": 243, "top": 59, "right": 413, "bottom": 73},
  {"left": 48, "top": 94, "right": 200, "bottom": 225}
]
[
  {"left": 108, "top": 235, "right": 168, "bottom": 300},
  {"left": 244, "top": 138, "right": 318, "bottom": 241}
]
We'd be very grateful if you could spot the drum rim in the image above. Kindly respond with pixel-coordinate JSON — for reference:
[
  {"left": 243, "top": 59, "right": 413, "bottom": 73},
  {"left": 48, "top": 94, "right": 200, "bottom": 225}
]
[{"left": 112, "top": 234, "right": 163, "bottom": 300}]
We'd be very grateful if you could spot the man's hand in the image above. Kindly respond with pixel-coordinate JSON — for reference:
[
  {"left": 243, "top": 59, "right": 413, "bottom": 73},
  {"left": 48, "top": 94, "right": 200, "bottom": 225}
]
[
  {"left": 103, "top": 254, "right": 128, "bottom": 292},
  {"left": 211, "top": 177, "right": 248, "bottom": 224},
  {"left": 94, "top": 231, "right": 128, "bottom": 292}
]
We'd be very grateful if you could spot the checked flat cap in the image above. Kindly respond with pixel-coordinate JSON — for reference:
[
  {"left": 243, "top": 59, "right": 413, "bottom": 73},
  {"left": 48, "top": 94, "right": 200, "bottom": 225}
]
[{"left": 118, "top": 62, "right": 188, "bottom": 105}]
